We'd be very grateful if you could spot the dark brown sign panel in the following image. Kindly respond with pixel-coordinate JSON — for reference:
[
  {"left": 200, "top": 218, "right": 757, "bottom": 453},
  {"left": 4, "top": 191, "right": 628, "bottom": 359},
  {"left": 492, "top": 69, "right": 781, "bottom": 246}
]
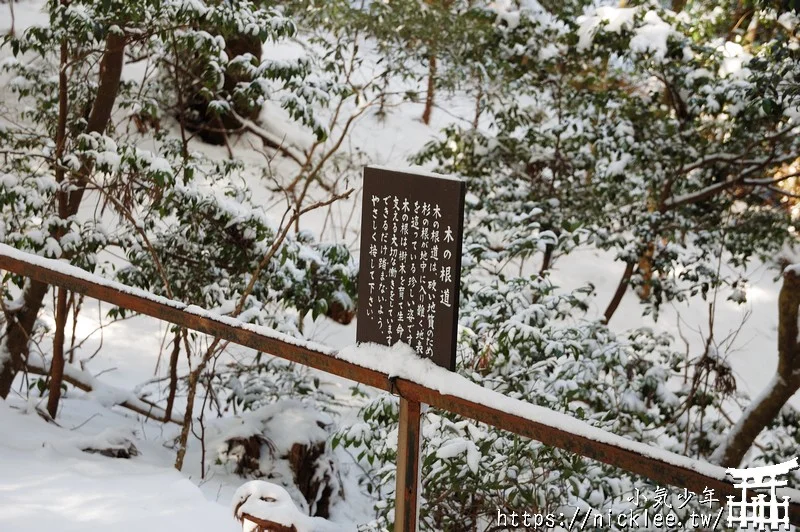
[{"left": 356, "top": 166, "right": 466, "bottom": 371}]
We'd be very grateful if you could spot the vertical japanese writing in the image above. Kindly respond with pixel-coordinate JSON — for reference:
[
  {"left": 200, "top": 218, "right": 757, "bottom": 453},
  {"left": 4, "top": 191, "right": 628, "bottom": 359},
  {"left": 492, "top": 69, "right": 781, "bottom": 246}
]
[
  {"left": 357, "top": 167, "right": 465, "bottom": 371},
  {"left": 440, "top": 221, "right": 455, "bottom": 311},
  {"left": 366, "top": 195, "right": 379, "bottom": 320},
  {"left": 363, "top": 196, "right": 459, "bottom": 357}
]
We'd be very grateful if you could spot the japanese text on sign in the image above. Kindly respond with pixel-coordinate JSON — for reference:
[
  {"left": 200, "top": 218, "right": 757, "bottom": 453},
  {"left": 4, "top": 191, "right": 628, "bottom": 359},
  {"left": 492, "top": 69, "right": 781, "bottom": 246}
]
[{"left": 357, "top": 167, "right": 466, "bottom": 371}]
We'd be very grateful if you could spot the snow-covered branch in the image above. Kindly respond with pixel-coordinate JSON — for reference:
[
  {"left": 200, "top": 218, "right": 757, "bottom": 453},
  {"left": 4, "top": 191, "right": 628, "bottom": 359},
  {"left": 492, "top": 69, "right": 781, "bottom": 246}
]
[{"left": 25, "top": 354, "right": 183, "bottom": 424}]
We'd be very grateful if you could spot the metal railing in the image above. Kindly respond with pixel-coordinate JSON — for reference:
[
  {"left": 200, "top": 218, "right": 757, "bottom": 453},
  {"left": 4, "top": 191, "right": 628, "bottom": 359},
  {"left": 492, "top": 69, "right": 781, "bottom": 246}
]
[{"left": 1, "top": 244, "right": 798, "bottom": 530}]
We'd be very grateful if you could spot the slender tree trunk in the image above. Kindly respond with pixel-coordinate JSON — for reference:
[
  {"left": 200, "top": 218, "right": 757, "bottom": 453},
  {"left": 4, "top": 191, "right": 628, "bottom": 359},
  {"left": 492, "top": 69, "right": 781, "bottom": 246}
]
[
  {"left": 603, "top": 261, "right": 634, "bottom": 324},
  {"left": 712, "top": 268, "right": 800, "bottom": 467},
  {"left": 637, "top": 241, "right": 655, "bottom": 300},
  {"left": 744, "top": 15, "right": 759, "bottom": 46},
  {"left": 539, "top": 244, "right": 554, "bottom": 276},
  {"left": 175, "top": 337, "right": 222, "bottom": 470},
  {"left": 422, "top": 53, "right": 436, "bottom": 125},
  {"left": 68, "top": 293, "right": 82, "bottom": 364},
  {"left": 7, "top": 0, "right": 15, "bottom": 36},
  {"left": 377, "top": 71, "right": 390, "bottom": 121},
  {"left": 164, "top": 329, "right": 182, "bottom": 421},
  {"left": 0, "top": 33, "right": 126, "bottom": 399},
  {"left": 46, "top": 288, "right": 69, "bottom": 418},
  {"left": 45, "top": 29, "right": 71, "bottom": 419},
  {"left": 174, "top": 371, "right": 199, "bottom": 471},
  {"left": 472, "top": 69, "right": 483, "bottom": 130},
  {"left": 712, "top": 377, "right": 797, "bottom": 467}
]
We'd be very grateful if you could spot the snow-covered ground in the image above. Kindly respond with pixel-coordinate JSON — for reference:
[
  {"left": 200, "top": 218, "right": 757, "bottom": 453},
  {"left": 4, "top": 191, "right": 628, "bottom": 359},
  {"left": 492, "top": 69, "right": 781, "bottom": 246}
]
[
  {"left": 0, "top": 398, "right": 238, "bottom": 532},
  {"left": 1, "top": 1, "right": 799, "bottom": 531}
]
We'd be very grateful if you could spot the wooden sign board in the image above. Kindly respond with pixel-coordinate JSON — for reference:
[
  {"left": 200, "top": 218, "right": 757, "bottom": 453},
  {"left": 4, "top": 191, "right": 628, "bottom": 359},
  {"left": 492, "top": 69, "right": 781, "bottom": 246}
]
[{"left": 356, "top": 166, "right": 466, "bottom": 371}]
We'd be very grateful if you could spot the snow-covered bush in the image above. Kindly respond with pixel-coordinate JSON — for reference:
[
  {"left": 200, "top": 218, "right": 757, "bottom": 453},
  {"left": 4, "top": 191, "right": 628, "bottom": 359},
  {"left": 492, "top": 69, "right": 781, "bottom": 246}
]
[
  {"left": 417, "top": 1, "right": 800, "bottom": 317},
  {"left": 214, "top": 401, "right": 343, "bottom": 518}
]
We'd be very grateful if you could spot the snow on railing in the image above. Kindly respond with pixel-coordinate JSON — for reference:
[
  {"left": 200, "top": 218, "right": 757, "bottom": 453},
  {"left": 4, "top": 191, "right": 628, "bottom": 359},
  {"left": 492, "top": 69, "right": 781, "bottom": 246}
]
[{"left": 1, "top": 243, "right": 799, "bottom": 529}]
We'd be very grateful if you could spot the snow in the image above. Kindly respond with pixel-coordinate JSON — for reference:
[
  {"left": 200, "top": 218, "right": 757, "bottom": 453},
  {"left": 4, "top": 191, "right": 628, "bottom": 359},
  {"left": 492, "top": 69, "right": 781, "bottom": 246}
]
[
  {"left": 0, "top": 401, "right": 239, "bottom": 532},
  {"left": 629, "top": 11, "right": 674, "bottom": 62},
  {"left": 488, "top": 0, "right": 521, "bottom": 30},
  {"left": 778, "top": 11, "right": 799, "bottom": 32},
  {"left": 786, "top": 104, "right": 800, "bottom": 123},
  {"left": 68, "top": 427, "right": 139, "bottom": 455},
  {"left": 4, "top": 238, "right": 779, "bottom": 520},
  {"left": 606, "top": 153, "right": 631, "bottom": 176},
  {"left": 435, "top": 438, "right": 480, "bottom": 474},
  {"left": 232, "top": 481, "right": 341, "bottom": 532},
  {"left": 209, "top": 400, "right": 332, "bottom": 458},
  {"left": 148, "top": 156, "right": 174, "bottom": 176},
  {"left": 717, "top": 41, "right": 752, "bottom": 79},
  {"left": 25, "top": 350, "right": 181, "bottom": 424},
  {"left": 87, "top": 382, "right": 137, "bottom": 408},
  {"left": 577, "top": 7, "right": 637, "bottom": 51},
  {"left": 435, "top": 438, "right": 468, "bottom": 460},
  {"left": 367, "top": 164, "right": 465, "bottom": 183},
  {"left": 577, "top": 7, "right": 675, "bottom": 61},
  {"left": 785, "top": 263, "right": 800, "bottom": 276},
  {"left": 3, "top": 243, "right": 748, "bottom": 488}
]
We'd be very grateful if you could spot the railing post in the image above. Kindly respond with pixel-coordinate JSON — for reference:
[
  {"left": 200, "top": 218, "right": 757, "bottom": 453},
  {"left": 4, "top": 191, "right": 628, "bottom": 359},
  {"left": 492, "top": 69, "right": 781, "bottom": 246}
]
[{"left": 395, "top": 397, "right": 422, "bottom": 532}]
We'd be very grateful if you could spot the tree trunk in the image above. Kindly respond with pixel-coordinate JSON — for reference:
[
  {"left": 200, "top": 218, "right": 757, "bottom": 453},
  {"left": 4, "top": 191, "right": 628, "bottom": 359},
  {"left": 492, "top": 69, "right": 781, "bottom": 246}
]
[
  {"left": 0, "top": 33, "right": 126, "bottom": 399},
  {"left": 744, "top": 14, "right": 759, "bottom": 46},
  {"left": 0, "top": 280, "right": 50, "bottom": 397},
  {"left": 175, "top": 336, "right": 223, "bottom": 471},
  {"left": 45, "top": 29, "right": 70, "bottom": 418},
  {"left": 422, "top": 53, "right": 437, "bottom": 125},
  {"left": 603, "top": 261, "right": 634, "bottom": 324},
  {"left": 637, "top": 241, "right": 655, "bottom": 300},
  {"left": 7, "top": 0, "right": 15, "bottom": 36},
  {"left": 174, "top": 370, "right": 200, "bottom": 470},
  {"left": 46, "top": 287, "right": 69, "bottom": 418},
  {"left": 164, "top": 329, "right": 182, "bottom": 421},
  {"left": 472, "top": 69, "right": 483, "bottom": 130},
  {"left": 539, "top": 243, "right": 554, "bottom": 276},
  {"left": 711, "top": 267, "right": 800, "bottom": 467},
  {"left": 712, "top": 377, "right": 797, "bottom": 467}
]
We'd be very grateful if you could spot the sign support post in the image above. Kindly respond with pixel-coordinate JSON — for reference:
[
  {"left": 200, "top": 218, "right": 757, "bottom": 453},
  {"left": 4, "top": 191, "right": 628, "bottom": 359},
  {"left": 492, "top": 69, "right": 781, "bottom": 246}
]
[
  {"left": 356, "top": 166, "right": 466, "bottom": 532},
  {"left": 395, "top": 397, "right": 422, "bottom": 532}
]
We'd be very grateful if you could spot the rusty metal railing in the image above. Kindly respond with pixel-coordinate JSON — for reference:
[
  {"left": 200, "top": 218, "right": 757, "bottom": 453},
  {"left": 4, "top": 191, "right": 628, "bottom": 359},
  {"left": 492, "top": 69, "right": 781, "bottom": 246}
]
[{"left": 1, "top": 244, "right": 798, "bottom": 530}]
